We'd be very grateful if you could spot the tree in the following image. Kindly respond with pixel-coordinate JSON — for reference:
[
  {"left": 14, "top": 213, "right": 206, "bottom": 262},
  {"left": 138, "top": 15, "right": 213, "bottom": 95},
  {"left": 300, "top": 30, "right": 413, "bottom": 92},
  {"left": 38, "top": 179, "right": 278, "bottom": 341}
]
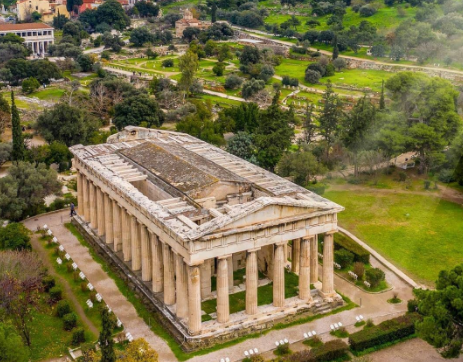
[
  {"left": 77, "top": 54, "right": 94, "bottom": 72},
  {"left": 224, "top": 74, "right": 243, "bottom": 90},
  {"left": 10, "top": 92, "right": 24, "bottom": 162},
  {"left": 276, "top": 146, "right": 324, "bottom": 186},
  {"left": 0, "top": 323, "right": 29, "bottom": 362},
  {"left": 318, "top": 82, "right": 343, "bottom": 158},
  {"left": 130, "top": 27, "right": 152, "bottom": 47},
  {"left": 226, "top": 132, "right": 256, "bottom": 162},
  {"left": 0, "top": 223, "right": 31, "bottom": 250},
  {"left": 90, "top": 0, "right": 130, "bottom": 31},
  {"left": 113, "top": 95, "right": 164, "bottom": 130},
  {"left": 241, "top": 79, "right": 265, "bottom": 99},
  {"left": 304, "top": 69, "right": 321, "bottom": 84},
  {"left": 99, "top": 308, "right": 116, "bottom": 362},
  {"left": 219, "top": 102, "right": 259, "bottom": 133},
  {"left": 0, "top": 143, "right": 12, "bottom": 168},
  {"left": 178, "top": 50, "right": 199, "bottom": 99},
  {"left": 253, "top": 93, "right": 294, "bottom": 170},
  {"left": 212, "top": 62, "right": 225, "bottom": 76},
  {"left": 301, "top": 103, "right": 317, "bottom": 144},
  {"left": 0, "top": 93, "right": 11, "bottom": 135},
  {"left": 102, "top": 32, "right": 125, "bottom": 52},
  {"left": 0, "top": 251, "right": 46, "bottom": 346},
  {"left": 332, "top": 35, "right": 339, "bottom": 60},
  {"left": 182, "top": 27, "right": 201, "bottom": 42},
  {"left": 36, "top": 103, "right": 99, "bottom": 146},
  {"left": 379, "top": 80, "right": 385, "bottom": 110},
  {"left": 30, "top": 59, "right": 61, "bottom": 84},
  {"left": 218, "top": 44, "right": 232, "bottom": 62},
  {"left": 133, "top": 0, "right": 159, "bottom": 17},
  {"left": 239, "top": 45, "right": 260, "bottom": 66},
  {"left": 341, "top": 96, "right": 376, "bottom": 176},
  {"left": 146, "top": 48, "right": 158, "bottom": 60},
  {"left": 117, "top": 338, "right": 158, "bottom": 362},
  {"left": 21, "top": 77, "right": 40, "bottom": 94},
  {"left": 53, "top": 13, "right": 69, "bottom": 30}
]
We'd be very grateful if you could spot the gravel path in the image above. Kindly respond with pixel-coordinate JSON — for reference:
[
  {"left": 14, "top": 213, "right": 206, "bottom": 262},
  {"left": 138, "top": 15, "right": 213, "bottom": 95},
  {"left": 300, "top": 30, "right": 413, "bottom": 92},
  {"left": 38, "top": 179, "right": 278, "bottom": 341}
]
[{"left": 23, "top": 211, "right": 176, "bottom": 362}]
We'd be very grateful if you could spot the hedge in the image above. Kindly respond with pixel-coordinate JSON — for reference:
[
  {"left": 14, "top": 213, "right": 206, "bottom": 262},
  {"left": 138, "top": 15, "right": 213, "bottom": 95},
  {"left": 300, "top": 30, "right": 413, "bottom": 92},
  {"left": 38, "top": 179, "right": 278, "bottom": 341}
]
[
  {"left": 334, "top": 233, "right": 370, "bottom": 264},
  {"left": 287, "top": 340, "right": 349, "bottom": 362},
  {"left": 63, "top": 312, "right": 77, "bottom": 331},
  {"left": 348, "top": 313, "right": 422, "bottom": 352},
  {"left": 57, "top": 300, "right": 72, "bottom": 318}
]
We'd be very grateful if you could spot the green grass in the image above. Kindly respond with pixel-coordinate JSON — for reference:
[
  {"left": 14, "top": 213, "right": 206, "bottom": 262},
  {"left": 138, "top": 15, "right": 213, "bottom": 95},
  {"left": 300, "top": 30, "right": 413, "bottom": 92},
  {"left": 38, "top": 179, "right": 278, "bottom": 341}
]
[
  {"left": 324, "top": 189, "right": 463, "bottom": 284},
  {"left": 29, "top": 87, "right": 65, "bottom": 101},
  {"left": 330, "top": 328, "right": 349, "bottom": 338},
  {"left": 66, "top": 223, "right": 356, "bottom": 360}
]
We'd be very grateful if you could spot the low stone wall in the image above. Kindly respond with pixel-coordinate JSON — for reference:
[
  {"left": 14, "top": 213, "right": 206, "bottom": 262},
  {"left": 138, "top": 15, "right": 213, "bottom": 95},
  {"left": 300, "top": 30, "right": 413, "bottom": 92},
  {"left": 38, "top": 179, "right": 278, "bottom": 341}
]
[{"left": 72, "top": 215, "right": 344, "bottom": 351}]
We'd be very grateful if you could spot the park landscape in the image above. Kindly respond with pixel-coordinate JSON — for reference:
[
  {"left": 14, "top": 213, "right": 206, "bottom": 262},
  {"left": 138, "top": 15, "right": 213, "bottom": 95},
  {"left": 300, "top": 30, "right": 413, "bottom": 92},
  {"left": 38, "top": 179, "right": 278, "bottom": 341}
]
[{"left": 0, "top": 0, "right": 463, "bottom": 361}]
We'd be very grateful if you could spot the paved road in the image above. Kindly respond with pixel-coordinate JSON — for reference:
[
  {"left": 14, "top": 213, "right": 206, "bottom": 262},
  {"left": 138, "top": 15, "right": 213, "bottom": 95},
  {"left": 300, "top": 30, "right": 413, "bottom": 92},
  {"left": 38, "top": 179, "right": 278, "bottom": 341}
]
[{"left": 23, "top": 211, "right": 177, "bottom": 362}]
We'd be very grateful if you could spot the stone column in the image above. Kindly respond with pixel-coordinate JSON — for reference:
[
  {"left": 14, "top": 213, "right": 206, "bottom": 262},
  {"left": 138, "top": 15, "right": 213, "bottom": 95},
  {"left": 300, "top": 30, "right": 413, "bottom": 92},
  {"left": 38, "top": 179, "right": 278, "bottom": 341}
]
[
  {"left": 112, "top": 201, "right": 122, "bottom": 252},
  {"left": 322, "top": 232, "right": 335, "bottom": 297},
  {"left": 246, "top": 248, "right": 259, "bottom": 315},
  {"left": 227, "top": 255, "right": 234, "bottom": 293},
  {"left": 310, "top": 236, "right": 318, "bottom": 284},
  {"left": 77, "top": 172, "right": 83, "bottom": 214},
  {"left": 175, "top": 254, "right": 188, "bottom": 319},
  {"left": 200, "top": 259, "right": 211, "bottom": 299},
  {"left": 121, "top": 209, "right": 131, "bottom": 262},
  {"left": 82, "top": 176, "right": 90, "bottom": 221},
  {"left": 151, "top": 233, "right": 163, "bottom": 293},
  {"left": 299, "top": 238, "right": 312, "bottom": 301},
  {"left": 130, "top": 217, "right": 141, "bottom": 271},
  {"left": 96, "top": 187, "right": 105, "bottom": 236},
  {"left": 217, "top": 256, "right": 230, "bottom": 323},
  {"left": 273, "top": 243, "right": 285, "bottom": 308},
  {"left": 163, "top": 243, "right": 175, "bottom": 305},
  {"left": 291, "top": 238, "right": 301, "bottom": 274},
  {"left": 89, "top": 183, "right": 97, "bottom": 229},
  {"left": 187, "top": 264, "right": 202, "bottom": 335},
  {"left": 140, "top": 225, "right": 152, "bottom": 282},
  {"left": 104, "top": 194, "right": 113, "bottom": 244}
]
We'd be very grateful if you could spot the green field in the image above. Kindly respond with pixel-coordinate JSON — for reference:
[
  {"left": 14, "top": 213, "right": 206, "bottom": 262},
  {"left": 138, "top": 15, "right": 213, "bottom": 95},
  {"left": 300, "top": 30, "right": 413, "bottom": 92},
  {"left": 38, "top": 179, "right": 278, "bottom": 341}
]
[{"left": 324, "top": 188, "right": 463, "bottom": 285}]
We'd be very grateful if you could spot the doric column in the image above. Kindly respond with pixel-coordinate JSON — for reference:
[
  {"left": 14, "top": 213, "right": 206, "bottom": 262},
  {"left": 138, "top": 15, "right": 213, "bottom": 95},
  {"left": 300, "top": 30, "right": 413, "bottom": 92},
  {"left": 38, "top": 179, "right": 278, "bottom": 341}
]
[
  {"left": 299, "top": 238, "right": 312, "bottom": 301},
  {"left": 291, "top": 238, "right": 301, "bottom": 274},
  {"left": 140, "top": 225, "right": 151, "bottom": 281},
  {"left": 82, "top": 176, "right": 90, "bottom": 221},
  {"left": 151, "top": 233, "right": 163, "bottom": 293},
  {"left": 246, "top": 248, "right": 259, "bottom": 315},
  {"left": 227, "top": 255, "right": 234, "bottom": 293},
  {"left": 310, "top": 236, "right": 318, "bottom": 284},
  {"left": 112, "top": 201, "right": 122, "bottom": 252},
  {"left": 163, "top": 243, "right": 175, "bottom": 305},
  {"left": 96, "top": 187, "right": 105, "bottom": 236},
  {"left": 187, "top": 264, "right": 202, "bottom": 335},
  {"left": 104, "top": 194, "right": 113, "bottom": 244},
  {"left": 76, "top": 172, "right": 83, "bottom": 213},
  {"left": 273, "top": 243, "right": 285, "bottom": 307},
  {"left": 89, "top": 183, "right": 97, "bottom": 228},
  {"left": 131, "top": 217, "right": 141, "bottom": 271},
  {"left": 121, "top": 209, "right": 131, "bottom": 262},
  {"left": 175, "top": 254, "right": 188, "bottom": 319},
  {"left": 322, "top": 232, "right": 335, "bottom": 297},
  {"left": 217, "top": 256, "right": 230, "bottom": 323},
  {"left": 200, "top": 259, "right": 211, "bottom": 299}
]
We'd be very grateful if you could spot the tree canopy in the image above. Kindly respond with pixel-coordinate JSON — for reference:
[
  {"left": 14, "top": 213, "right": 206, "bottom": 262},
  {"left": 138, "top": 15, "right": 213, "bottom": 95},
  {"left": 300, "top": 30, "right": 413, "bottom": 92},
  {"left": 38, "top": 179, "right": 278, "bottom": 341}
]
[{"left": 113, "top": 95, "right": 164, "bottom": 130}]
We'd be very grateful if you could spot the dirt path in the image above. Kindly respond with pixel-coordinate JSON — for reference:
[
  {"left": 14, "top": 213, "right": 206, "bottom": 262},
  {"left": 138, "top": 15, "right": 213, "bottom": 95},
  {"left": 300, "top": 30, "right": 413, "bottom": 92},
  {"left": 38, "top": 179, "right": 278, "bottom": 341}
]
[
  {"left": 30, "top": 234, "right": 99, "bottom": 337},
  {"left": 328, "top": 183, "right": 463, "bottom": 205}
]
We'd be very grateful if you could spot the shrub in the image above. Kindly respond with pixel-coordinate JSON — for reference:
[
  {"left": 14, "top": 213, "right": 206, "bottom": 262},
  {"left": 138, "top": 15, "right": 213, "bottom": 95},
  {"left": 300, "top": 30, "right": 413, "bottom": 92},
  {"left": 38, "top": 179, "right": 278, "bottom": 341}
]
[
  {"left": 289, "top": 340, "right": 349, "bottom": 362},
  {"left": 304, "top": 69, "right": 321, "bottom": 84},
  {"left": 334, "top": 248, "right": 354, "bottom": 268},
  {"left": 359, "top": 5, "right": 377, "bottom": 17},
  {"left": 398, "top": 171, "right": 407, "bottom": 182},
  {"left": 365, "top": 268, "right": 385, "bottom": 287},
  {"left": 325, "top": 63, "right": 335, "bottom": 77},
  {"left": 57, "top": 299, "right": 72, "bottom": 318},
  {"left": 306, "top": 62, "right": 325, "bottom": 77},
  {"left": 81, "top": 282, "right": 88, "bottom": 292},
  {"left": 424, "top": 180, "right": 431, "bottom": 189},
  {"left": 275, "top": 343, "right": 290, "bottom": 355},
  {"left": 332, "top": 58, "right": 346, "bottom": 71},
  {"left": 63, "top": 312, "right": 77, "bottom": 331},
  {"left": 407, "top": 299, "right": 418, "bottom": 313},
  {"left": 353, "top": 262, "right": 365, "bottom": 279},
  {"left": 72, "top": 328, "right": 86, "bottom": 345},
  {"left": 365, "top": 319, "right": 375, "bottom": 328},
  {"left": 306, "top": 184, "right": 325, "bottom": 195},
  {"left": 42, "top": 275, "right": 56, "bottom": 292},
  {"left": 224, "top": 74, "right": 243, "bottom": 90},
  {"left": 212, "top": 62, "right": 225, "bottom": 76},
  {"left": 67, "top": 263, "right": 74, "bottom": 273},
  {"left": 243, "top": 355, "right": 265, "bottom": 362},
  {"left": 438, "top": 169, "right": 455, "bottom": 183},
  {"left": 334, "top": 233, "right": 370, "bottom": 264},
  {"left": 49, "top": 286, "right": 63, "bottom": 303},
  {"left": 22, "top": 77, "right": 40, "bottom": 94},
  {"left": 349, "top": 313, "right": 422, "bottom": 352},
  {"left": 162, "top": 58, "right": 174, "bottom": 67}
]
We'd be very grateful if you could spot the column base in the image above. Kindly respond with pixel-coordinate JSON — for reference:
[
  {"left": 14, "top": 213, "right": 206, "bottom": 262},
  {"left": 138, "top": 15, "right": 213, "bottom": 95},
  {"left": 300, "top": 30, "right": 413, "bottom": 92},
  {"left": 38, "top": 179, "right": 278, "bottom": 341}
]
[
  {"left": 319, "top": 290, "right": 342, "bottom": 301},
  {"left": 313, "top": 281, "right": 322, "bottom": 290}
]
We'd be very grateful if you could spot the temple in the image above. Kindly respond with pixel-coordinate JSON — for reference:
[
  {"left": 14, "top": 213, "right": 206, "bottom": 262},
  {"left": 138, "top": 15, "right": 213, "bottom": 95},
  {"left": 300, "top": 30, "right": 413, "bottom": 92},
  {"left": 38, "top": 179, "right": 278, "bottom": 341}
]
[{"left": 70, "top": 126, "right": 344, "bottom": 347}]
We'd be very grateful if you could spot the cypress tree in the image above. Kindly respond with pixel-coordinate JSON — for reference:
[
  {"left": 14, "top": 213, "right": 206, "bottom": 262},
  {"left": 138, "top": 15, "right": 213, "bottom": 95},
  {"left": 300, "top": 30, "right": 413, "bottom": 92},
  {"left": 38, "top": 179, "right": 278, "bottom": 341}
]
[
  {"left": 99, "top": 308, "right": 116, "bottom": 362},
  {"left": 332, "top": 35, "right": 339, "bottom": 60},
  {"left": 379, "top": 79, "right": 385, "bottom": 110},
  {"left": 10, "top": 91, "right": 24, "bottom": 162}
]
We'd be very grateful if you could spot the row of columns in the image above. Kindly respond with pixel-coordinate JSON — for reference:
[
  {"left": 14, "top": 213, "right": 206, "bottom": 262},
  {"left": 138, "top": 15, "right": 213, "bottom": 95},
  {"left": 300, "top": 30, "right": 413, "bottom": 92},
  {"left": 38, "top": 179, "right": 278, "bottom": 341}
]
[
  {"left": 26, "top": 40, "right": 52, "bottom": 56},
  {"left": 76, "top": 171, "right": 336, "bottom": 334}
]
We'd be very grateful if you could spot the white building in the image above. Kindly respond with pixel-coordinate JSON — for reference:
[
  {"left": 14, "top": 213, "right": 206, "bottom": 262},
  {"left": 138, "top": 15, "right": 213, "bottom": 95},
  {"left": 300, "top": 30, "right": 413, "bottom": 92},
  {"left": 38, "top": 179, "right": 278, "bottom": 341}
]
[{"left": 0, "top": 22, "right": 54, "bottom": 57}]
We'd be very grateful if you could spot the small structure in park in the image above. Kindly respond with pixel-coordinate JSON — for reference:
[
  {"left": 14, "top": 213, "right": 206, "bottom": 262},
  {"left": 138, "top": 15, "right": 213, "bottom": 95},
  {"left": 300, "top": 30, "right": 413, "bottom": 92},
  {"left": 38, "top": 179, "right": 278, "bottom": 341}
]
[
  {"left": 175, "top": 8, "right": 211, "bottom": 38},
  {"left": 70, "top": 126, "right": 344, "bottom": 349}
]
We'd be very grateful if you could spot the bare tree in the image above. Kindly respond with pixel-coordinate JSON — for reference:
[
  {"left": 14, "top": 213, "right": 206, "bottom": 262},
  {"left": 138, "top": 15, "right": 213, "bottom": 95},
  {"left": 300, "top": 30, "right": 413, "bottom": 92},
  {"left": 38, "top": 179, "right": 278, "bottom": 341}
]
[{"left": 63, "top": 80, "right": 81, "bottom": 106}]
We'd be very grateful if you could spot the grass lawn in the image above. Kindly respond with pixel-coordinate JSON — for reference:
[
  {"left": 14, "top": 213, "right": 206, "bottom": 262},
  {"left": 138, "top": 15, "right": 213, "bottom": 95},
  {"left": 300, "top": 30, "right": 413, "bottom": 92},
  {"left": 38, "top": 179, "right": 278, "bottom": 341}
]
[
  {"left": 324, "top": 188, "right": 463, "bottom": 284},
  {"left": 29, "top": 87, "right": 65, "bottom": 101}
]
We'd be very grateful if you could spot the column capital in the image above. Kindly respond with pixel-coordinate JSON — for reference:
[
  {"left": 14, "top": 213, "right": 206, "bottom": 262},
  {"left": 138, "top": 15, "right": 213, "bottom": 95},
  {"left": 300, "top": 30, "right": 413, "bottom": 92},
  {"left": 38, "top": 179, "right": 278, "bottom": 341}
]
[
  {"left": 325, "top": 230, "right": 337, "bottom": 235},
  {"left": 185, "top": 260, "right": 204, "bottom": 267},
  {"left": 247, "top": 247, "right": 261, "bottom": 253},
  {"left": 275, "top": 241, "right": 287, "bottom": 247},
  {"left": 217, "top": 254, "right": 232, "bottom": 260}
]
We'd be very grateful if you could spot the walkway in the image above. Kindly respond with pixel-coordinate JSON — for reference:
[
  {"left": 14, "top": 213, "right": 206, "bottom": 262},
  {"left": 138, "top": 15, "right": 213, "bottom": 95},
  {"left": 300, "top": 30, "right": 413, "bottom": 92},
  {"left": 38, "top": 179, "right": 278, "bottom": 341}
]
[{"left": 23, "top": 210, "right": 177, "bottom": 362}]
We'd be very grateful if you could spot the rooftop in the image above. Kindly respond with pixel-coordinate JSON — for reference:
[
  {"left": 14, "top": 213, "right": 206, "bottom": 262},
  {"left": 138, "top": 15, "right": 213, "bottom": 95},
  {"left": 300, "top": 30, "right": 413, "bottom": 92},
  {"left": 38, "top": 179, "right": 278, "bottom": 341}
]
[
  {"left": 70, "top": 127, "right": 343, "bottom": 241},
  {"left": 0, "top": 23, "right": 53, "bottom": 31}
]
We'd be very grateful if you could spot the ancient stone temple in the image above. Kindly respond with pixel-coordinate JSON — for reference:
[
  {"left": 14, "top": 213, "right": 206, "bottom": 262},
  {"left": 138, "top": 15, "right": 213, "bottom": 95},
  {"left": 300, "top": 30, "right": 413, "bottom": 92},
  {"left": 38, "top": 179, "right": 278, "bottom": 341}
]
[{"left": 70, "top": 126, "right": 344, "bottom": 347}]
